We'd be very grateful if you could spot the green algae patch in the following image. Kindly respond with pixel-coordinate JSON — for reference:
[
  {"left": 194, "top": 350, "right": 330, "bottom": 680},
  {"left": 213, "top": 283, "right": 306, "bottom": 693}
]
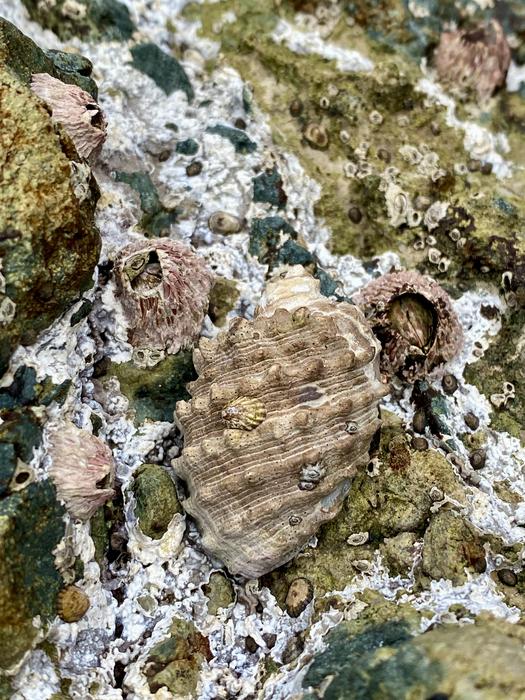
[
  {"left": 303, "top": 612, "right": 525, "bottom": 700},
  {"left": 464, "top": 309, "right": 525, "bottom": 441},
  {"left": 130, "top": 43, "right": 194, "bottom": 100},
  {"left": 114, "top": 171, "right": 180, "bottom": 237},
  {"left": 208, "top": 276, "right": 240, "bottom": 327},
  {"left": 132, "top": 464, "right": 181, "bottom": 539},
  {"left": 0, "top": 481, "right": 65, "bottom": 670},
  {"left": 253, "top": 167, "right": 287, "bottom": 208},
  {"left": 202, "top": 572, "right": 235, "bottom": 615},
  {"left": 20, "top": 0, "right": 135, "bottom": 42},
  {"left": 146, "top": 617, "right": 212, "bottom": 696},
  {"left": 108, "top": 351, "right": 196, "bottom": 425},
  {"left": 262, "top": 411, "right": 465, "bottom": 598},
  {"left": 176, "top": 138, "right": 199, "bottom": 155}
]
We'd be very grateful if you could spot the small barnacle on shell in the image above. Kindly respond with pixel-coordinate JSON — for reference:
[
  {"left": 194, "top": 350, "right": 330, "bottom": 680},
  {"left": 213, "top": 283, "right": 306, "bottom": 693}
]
[
  {"left": 285, "top": 577, "right": 314, "bottom": 618},
  {"left": 48, "top": 421, "right": 115, "bottom": 520},
  {"left": 355, "top": 270, "right": 463, "bottom": 381},
  {"left": 208, "top": 211, "right": 243, "bottom": 235},
  {"left": 57, "top": 585, "right": 90, "bottom": 623},
  {"left": 172, "top": 266, "right": 386, "bottom": 577},
  {"left": 434, "top": 20, "right": 511, "bottom": 101},
  {"left": 221, "top": 397, "right": 266, "bottom": 431},
  {"left": 114, "top": 238, "right": 213, "bottom": 365},
  {"left": 30, "top": 73, "right": 107, "bottom": 161}
]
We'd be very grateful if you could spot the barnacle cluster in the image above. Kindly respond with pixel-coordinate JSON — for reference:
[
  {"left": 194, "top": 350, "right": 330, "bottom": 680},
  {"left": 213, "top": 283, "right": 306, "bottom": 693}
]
[{"left": 172, "top": 266, "right": 386, "bottom": 577}]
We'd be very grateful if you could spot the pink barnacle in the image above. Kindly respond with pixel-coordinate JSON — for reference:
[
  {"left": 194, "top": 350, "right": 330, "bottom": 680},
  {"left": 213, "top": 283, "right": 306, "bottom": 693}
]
[
  {"left": 48, "top": 422, "right": 115, "bottom": 520},
  {"left": 31, "top": 73, "right": 107, "bottom": 161}
]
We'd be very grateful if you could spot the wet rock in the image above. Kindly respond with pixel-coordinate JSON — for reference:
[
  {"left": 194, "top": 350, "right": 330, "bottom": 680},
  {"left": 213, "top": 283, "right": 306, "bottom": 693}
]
[
  {"left": 132, "top": 464, "right": 181, "bottom": 540},
  {"left": 0, "top": 18, "right": 97, "bottom": 96},
  {"left": 202, "top": 572, "right": 235, "bottom": 616},
  {"left": 208, "top": 276, "right": 239, "bottom": 327},
  {"left": 146, "top": 618, "right": 212, "bottom": 697},
  {"left": 249, "top": 216, "right": 297, "bottom": 268},
  {"left": 62, "top": 629, "right": 109, "bottom": 673},
  {"left": 0, "top": 63, "right": 101, "bottom": 374},
  {"left": 421, "top": 509, "right": 486, "bottom": 585},
  {"left": 114, "top": 171, "right": 179, "bottom": 238},
  {"left": 380, "top": 532, "right": 418, "bottom": 576},
  {"left": 130, "top": 43, "right": 193, "bottom": 100},
  {"left": 21, "top": 0, "right": 135, "bottom": 41},
  {"left": 206, "top": 124, "right": 256, "bottom": 154},
  {"left": 304, "top": 614, "right": 525, "bottom": 699},
  {"left": 107, "top": 351, "right": 196, "bottom": 425},
  {"left": 0, "top": 482, "right": 65, "bottom": 670}
]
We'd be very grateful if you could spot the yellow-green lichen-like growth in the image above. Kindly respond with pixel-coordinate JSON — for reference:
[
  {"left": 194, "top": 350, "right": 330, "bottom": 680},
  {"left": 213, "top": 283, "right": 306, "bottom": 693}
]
[{"left": 0, "top": 65, "right": 101, "bottom": 373}]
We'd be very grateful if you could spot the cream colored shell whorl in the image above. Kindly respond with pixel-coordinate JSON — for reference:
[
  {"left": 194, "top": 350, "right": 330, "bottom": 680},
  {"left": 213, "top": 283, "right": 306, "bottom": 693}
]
[{"left": 172, "top": 266, "right": 386, "bottom": 578}]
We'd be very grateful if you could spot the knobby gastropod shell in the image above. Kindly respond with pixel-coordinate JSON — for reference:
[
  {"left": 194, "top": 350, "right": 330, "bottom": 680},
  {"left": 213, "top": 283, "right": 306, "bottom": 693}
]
[{"left": 172, "top": 266, "right": 386, "bottom": 578}]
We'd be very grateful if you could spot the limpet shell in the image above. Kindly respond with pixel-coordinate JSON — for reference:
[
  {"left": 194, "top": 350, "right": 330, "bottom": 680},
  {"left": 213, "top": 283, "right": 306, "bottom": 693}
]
[
  {"left": 57, "top": 585, "right": 90, "bottom": 622},
  {"left": 285, "top": 577, "right": 314, "bottom": 618}
]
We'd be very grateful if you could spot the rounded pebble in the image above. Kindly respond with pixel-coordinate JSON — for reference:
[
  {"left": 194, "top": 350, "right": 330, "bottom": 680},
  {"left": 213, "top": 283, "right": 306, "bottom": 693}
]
[
  {"left": 497, "top": 568, "right": 518, "bottom": 587},
  {"left": 186, "top": 161, "right": 203, "bottom": 177},
  {"left": 412, "top": 410, "right": 427, "bottom": 434},
  {"left": 464, "top": 412, "right": 480, "bottom": 431}
]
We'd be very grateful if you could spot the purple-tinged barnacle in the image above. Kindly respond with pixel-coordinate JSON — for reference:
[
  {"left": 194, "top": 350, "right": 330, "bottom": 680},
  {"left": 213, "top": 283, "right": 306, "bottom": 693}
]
[
  {"left": 355, "top": 270, "right": 463, "bottom": 382},
  {"left": 30, "top": 73, "right": 107, "bottom": 161},
  {"left": 48, "top": 422, "right": 115, "bottom": 520},
  {"left": 114, "top": 238, "right": 214, "bottom": 363},
  {"left": 434, "top": 20, "right": 511, "bottom": 102}
]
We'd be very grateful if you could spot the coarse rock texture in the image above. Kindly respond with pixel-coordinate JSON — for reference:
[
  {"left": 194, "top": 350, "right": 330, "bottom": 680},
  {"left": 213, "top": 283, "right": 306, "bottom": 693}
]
[
  {"left": 0, "top": 482, "right": 65, "bottom": 670},
  {"left": 173, "top": 267, "right": 385, "bottom": 577},
  {"left": 132, "top": 463, "right": 182, "bottom": 540},
  {"left": 0, "top": 62, "right": 100, "bottom": 374},
  {"left": 303, "top": 613, "right": 525, "bottom": 700}
]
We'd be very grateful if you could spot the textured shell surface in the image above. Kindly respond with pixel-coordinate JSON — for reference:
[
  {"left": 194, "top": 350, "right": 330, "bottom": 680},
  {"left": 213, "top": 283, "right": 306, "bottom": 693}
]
[
  {"left": 48, "top": 421, "right": 115, "bottom": 520},
  {"left": 57, "top": 585, "right": 90, "bottom": 623},
  {"left": 172, "top": 266, "right": 386, "bottom": 578},
  {"left": 355, "top": 270, "right": 463, "bottom": 381},
  {"left": 30, "top": 73, "right": 107, "bottom": 161},
  {"left": 114, "top": 238, "right": 214, "bottom": 363},
  {"left": 434, "top": 20, "right": 510, "bottom": 101}
]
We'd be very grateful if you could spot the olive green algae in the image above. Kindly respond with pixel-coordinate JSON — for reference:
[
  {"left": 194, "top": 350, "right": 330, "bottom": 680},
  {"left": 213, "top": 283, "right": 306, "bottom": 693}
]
[
  {"left": 132, "top": 464, "right": 181, "bottom": 539},
  {"left": 184, "top": 1, "right": 525, "bottom": 287},
  {"left": 107, "top": 351, "right": 196, "bottom": 425},
  {"left": 0, "top": 482, "right": 65, "bottom": 670},
  {"left": 0, "top": 63, "right": 101, "bottom": 375},
  {"left": 304, "top": 614, "right": 525, "bottom": 700}
]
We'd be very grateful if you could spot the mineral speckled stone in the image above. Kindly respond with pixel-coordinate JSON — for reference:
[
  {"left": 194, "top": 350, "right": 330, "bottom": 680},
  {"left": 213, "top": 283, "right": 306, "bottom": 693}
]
[{"left": 172, "top": 266, "right": 386, "bottom": 577}]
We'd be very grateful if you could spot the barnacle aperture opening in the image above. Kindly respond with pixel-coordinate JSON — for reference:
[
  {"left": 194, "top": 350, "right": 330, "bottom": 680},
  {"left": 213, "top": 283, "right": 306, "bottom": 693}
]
[
  {"left": 126, "top": 250, "right": 163, "bottom": 294},
  {"left": 387, "top": 292, "right": 437, "bottom": 353}
]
